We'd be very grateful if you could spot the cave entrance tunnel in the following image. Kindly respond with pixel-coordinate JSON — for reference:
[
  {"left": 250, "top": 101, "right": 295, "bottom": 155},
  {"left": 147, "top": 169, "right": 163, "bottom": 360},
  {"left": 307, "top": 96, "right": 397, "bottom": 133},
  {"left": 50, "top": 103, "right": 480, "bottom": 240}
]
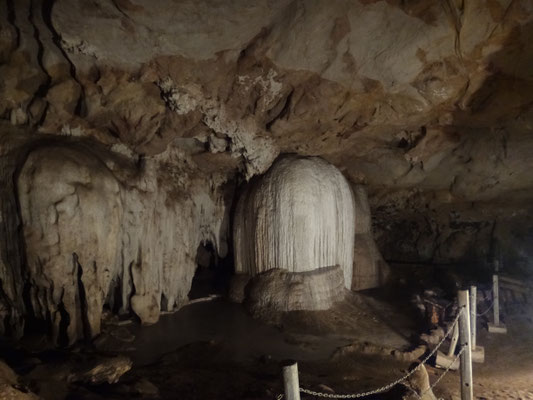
[{"left": 188, "top": 241, "right": 232, "bottom": 300}]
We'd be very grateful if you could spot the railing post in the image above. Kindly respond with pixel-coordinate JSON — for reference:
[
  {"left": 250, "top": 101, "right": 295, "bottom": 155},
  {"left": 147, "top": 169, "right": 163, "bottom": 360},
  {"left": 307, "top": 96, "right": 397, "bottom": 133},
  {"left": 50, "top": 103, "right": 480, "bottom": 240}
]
[
  {"left": 488, "top": 274, "right": 507, "bottom": 333},
  {"left": 470, "top": 286, "right": 477, "bottom": 350},
  {"left": 469, "top": 285, "right": 485, "bottom": 362},
  {"left": 282, "top": 361, "right": 301, "bottom": 400},
  {"left": 458, "top": 290, "right": 473, "bottom": 400},
  {"left": 493, "top": 274, "right": 500, "bottom": 326}
]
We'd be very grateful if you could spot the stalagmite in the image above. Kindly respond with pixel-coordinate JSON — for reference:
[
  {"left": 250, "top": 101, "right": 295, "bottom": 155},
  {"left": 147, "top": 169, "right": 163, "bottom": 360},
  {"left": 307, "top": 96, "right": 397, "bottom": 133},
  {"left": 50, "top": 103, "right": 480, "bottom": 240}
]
[{"left": 233, "top": 155, "right": 355, "bottom": 311}]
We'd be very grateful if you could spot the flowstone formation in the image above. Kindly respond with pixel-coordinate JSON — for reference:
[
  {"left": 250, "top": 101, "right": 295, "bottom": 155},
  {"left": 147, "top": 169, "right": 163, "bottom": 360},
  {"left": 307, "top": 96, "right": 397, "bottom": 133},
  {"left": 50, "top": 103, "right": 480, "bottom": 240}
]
[
  {"left": 1, "top": 0, "right": 533, "bottom": 345},
  {"left": 232, "top": 155, "right": 355, "bottom": 311},
  {"left": 1, "top": 131, "right": 231, "bottom": 345},
  {"left": 352, "top": 185, "right": 390, "bottom": 291}
]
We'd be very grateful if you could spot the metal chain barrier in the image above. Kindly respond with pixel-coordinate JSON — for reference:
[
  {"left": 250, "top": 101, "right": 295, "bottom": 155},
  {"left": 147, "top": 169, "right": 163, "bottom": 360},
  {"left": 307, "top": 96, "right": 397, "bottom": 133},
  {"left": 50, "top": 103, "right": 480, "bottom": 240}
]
[
  {"left": 286, "top": 308, "right": 465, "bottom": 399},
  {"left": 410, "top": 344, "right": 465, "bottom": 400},
  {"left": 476, "top": 299, "right": 494, "bottom": 316}
]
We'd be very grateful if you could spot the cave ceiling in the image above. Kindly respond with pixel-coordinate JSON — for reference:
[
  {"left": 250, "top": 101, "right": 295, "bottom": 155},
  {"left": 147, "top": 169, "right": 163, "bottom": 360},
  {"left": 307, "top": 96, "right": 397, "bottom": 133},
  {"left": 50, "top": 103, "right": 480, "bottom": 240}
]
[{"left": 1, "top": 0, "right": 533, "bottom": 239}]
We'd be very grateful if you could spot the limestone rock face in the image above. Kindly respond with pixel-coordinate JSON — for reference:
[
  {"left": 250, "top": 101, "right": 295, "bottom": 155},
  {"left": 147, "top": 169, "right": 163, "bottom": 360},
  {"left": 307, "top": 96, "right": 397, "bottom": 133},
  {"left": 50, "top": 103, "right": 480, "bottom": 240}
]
[
  {"left": 234, "top": 155, "right": 355, "bottom": 289},
  {"left": 352, "top": 186, "right": 390, "bottom": 291},
  {"left": 245, "top": 266, "right": 346, "bottom": 317},
  {"left": 1, "top": 132, "right": 231, "bottom": 344},
  {"left": 19, "top": 146, "right": 122, "bottom": 343},
  {"left": 1, "top": 0, "right": 533, "bottom": 341}
]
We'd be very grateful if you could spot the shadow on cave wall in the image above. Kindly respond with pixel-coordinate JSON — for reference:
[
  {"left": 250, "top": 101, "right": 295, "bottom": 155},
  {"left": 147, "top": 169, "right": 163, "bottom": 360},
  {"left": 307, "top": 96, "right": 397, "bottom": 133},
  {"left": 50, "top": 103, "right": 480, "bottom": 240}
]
[{"left": 188, "top": 240, "right": 234, "bottom": 300}]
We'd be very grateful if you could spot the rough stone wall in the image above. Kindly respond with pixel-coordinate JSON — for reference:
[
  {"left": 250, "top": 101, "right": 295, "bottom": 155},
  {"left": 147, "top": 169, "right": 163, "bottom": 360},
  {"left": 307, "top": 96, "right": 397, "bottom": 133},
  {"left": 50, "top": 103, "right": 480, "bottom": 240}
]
[
  {"left": 352, "top": 185, "right": 389, "bottom": 291},
  {"left": 0, "top": 131, "right": 231, "bottom": 344},
  {"left": 371, "top": 187, "right": 533, "bottom": 271},
  {"left": 1, "top": 0, "right": 533, "bottom": 339},
  {"left": 0, "top": 127, "right": 28, "bottom": 339},
  {"left": 18, "top": 146, "right": 123, "bottom": 343},
  {"left": 234, "top": 155, "right": 355, "bottom": 289}
]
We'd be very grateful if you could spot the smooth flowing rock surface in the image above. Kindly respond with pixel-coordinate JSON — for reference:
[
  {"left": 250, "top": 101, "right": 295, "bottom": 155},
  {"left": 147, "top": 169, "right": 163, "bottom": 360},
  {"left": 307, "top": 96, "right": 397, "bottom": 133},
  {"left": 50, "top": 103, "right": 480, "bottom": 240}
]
[
  {"left": 1, "top": 0, "right": 533, "bottom": 342},
  {"left": 244, "top": 266, "right": 346, "bottom": 316},
  {"left": 234, "top": 155, "right": 355, "bottom": 289},
  {"left": 19, "top": 146, "right": 123, "bottom": 343},
  {"left": 1, "top": 132, "right": 231, "bottom": 344},
  {"left": 0, "top": 0, "right": 531, "bottom": 270},
  {"left": 352, "top": 185, "right": 390, "bottom": 291}
]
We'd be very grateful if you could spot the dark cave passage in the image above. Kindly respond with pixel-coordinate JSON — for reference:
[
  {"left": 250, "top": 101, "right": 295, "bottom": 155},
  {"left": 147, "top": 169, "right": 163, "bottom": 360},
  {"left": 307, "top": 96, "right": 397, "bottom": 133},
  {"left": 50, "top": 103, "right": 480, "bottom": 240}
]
[{"left": 188, "top": 241, "right": 232, "bottom": 300}]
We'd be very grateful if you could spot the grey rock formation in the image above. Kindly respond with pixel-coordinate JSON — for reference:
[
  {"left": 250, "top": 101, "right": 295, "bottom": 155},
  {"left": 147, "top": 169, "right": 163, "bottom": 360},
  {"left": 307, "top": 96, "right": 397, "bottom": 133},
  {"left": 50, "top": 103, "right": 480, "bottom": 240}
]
[
  {"left": 244, "top": 266, "right": 346, "bottom": 317},
  {"left": 1, "top": 133, "right": 231, "bottom": 344},
  {"left": 0, "top": 0, "right": 533, "bottom": 342},
  {"left": 352, "top": 185, "right": 390, "bottom": 291},
  {"left": 231, "top": 155, "right": 390, "bottom": 312},
  {"left": 234, "top": 155, "right": 355, "bottom": 289},
  {"left": 18, "top": 146, "right": 123, "bottom": 343}
]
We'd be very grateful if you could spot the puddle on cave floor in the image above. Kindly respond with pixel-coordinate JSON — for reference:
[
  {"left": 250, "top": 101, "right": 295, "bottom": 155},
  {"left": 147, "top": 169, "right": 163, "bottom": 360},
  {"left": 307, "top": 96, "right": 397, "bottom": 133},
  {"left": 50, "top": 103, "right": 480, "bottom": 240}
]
[
  {"left": 126, "top": 299, "right": 349, "bottom": 366},
  {"left": 118, "top": 291, "right": 415, "bottom": 367}
]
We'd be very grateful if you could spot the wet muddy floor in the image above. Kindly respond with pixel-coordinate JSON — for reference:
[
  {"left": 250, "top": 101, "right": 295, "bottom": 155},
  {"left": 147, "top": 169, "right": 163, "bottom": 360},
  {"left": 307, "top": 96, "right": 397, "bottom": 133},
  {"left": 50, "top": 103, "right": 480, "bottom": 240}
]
[{"left": 2, "top": 286, "right": 532, "bottom": 400}]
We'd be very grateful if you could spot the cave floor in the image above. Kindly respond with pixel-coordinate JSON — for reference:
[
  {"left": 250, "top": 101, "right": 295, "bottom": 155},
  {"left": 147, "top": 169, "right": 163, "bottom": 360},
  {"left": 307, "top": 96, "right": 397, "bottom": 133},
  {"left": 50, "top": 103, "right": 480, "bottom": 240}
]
[{"left": 6, "top": 289, "right": 533, "bottom": 400}]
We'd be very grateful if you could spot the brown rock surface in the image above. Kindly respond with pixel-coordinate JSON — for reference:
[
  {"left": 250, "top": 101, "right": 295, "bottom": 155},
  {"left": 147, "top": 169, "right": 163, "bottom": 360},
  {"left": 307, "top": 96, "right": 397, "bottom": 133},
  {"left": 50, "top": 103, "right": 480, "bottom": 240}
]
[{"left": 0, "top": 0, "right": 532, "bottom": 342}]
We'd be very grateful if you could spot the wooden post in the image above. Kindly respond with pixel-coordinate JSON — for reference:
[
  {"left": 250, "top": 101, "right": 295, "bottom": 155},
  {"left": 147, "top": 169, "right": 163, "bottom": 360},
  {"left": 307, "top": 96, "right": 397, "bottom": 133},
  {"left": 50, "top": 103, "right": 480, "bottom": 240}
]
[
  {"left": 282, "top": 361, "right": 301, "bottom": 400},
  {"left": 458, "top": 290, "right": 473, "bottom": 400},
  {"left": 470, "top": 286, "right": 477, "bottom": 350}
]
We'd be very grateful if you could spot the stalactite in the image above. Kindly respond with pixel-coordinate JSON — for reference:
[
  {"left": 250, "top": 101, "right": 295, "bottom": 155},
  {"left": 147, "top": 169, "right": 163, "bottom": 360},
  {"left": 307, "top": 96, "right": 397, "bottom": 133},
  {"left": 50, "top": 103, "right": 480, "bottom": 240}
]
[{"left": 3, "top": 141, "right": 231, "bottom": 344}]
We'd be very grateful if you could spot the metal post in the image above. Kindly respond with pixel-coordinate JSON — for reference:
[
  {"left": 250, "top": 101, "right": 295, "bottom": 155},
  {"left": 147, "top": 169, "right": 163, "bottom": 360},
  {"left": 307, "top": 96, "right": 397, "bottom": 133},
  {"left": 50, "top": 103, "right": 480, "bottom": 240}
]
[
  {"left": 493, "top": 274, "right": 500, "bottom": 326},
  {"left": 458, "top": 290, "right": 473, "bottom": 400},
  {"left": 282, "top": 361, "right": 301, "bottom": 400},
  {"left": 470, "top": 286, "right": 477, "bottom": 350}
]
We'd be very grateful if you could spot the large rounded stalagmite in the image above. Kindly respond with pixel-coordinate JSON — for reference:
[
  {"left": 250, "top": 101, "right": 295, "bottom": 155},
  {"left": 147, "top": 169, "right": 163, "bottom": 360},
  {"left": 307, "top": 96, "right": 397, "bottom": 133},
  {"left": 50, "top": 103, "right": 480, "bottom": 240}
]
[{"left": 232, "top": 155, "right": 355, "bottom": 311}]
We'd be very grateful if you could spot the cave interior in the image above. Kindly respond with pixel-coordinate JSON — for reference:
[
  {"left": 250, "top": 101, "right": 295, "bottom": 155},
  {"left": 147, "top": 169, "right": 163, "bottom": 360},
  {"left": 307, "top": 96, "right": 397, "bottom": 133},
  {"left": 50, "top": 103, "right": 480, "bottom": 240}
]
[{"left": 0, "top": 1, "right": 532, "bottom": 399}]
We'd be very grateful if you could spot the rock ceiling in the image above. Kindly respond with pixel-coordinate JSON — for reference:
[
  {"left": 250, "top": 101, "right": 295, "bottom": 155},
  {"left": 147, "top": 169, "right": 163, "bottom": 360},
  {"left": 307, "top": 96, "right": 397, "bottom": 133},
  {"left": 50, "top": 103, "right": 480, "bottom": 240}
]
[{"left": 1, "top": 0, "right": 533, "bottom": 265}]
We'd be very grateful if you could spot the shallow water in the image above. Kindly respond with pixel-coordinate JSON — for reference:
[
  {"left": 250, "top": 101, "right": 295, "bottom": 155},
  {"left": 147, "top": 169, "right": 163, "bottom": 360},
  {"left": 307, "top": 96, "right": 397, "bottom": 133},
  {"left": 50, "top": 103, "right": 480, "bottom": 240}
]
[{"left": 129, "top": 299, "right": 351, "bottom": 366}]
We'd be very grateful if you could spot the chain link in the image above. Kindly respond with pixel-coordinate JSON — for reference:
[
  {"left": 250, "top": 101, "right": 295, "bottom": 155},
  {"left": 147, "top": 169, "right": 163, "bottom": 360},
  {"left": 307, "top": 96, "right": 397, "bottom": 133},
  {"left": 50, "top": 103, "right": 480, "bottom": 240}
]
[
  {"left": 295, "top": 308, "right": 465, "bottom": 399},
  {"left": 407, "top": 344, "right": 465, "bottom": 400},
  {"left": 476, "top": 299, "right": 495, "bottom": 316},
  {"left": 425, "top": 345, "right": 464, "bottom": 394}
]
